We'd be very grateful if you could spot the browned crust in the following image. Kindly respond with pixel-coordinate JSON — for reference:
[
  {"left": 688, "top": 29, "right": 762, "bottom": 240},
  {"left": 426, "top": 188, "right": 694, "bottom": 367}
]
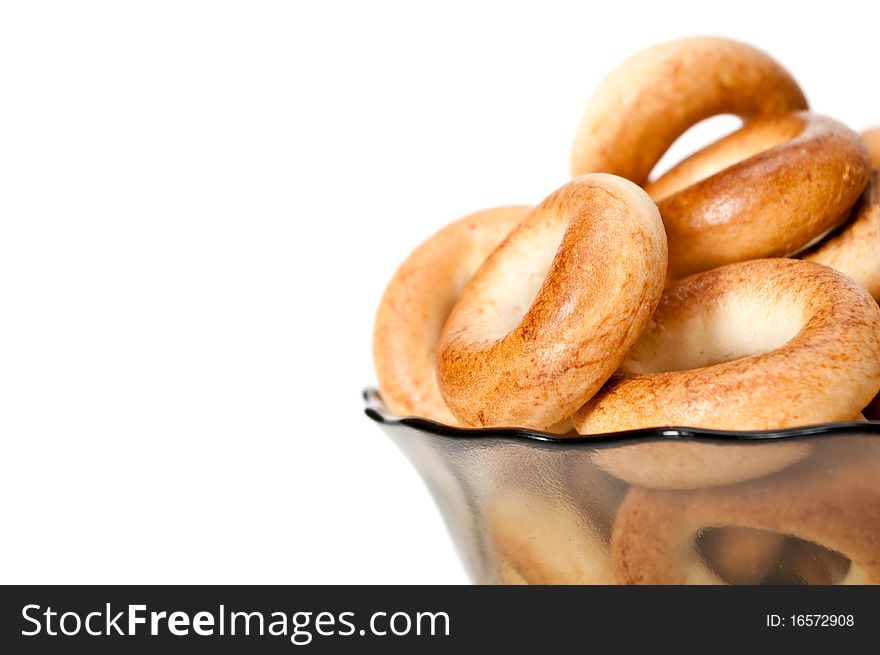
[{"left": 656, "top": 113, "right": 870, "bottom": 279}]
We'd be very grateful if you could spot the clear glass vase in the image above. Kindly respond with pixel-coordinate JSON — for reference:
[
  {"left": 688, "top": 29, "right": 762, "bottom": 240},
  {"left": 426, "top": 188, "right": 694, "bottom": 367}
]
[{"left": 364, "top": 388, "right": 880, "bottom": 585}]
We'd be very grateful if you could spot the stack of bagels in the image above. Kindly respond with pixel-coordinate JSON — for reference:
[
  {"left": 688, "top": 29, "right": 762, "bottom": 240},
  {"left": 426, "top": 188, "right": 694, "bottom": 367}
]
[
  {"left": 374, "top": 37, "right": 880, "bottom": 434},
  {"left": 373, "top": 37, "right": 880, "bottom": 585}
]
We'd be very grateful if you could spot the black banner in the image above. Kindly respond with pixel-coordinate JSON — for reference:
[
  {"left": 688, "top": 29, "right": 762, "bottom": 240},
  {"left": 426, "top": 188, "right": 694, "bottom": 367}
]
[{"left": 1, "top": 585, "right": 877, "bottom": 653}]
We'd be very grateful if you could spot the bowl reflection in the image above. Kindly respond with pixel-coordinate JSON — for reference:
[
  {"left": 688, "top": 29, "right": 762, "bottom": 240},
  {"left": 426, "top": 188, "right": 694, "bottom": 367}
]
[{"left": 364, "top": 388, "right": 880, "bottom": 585}]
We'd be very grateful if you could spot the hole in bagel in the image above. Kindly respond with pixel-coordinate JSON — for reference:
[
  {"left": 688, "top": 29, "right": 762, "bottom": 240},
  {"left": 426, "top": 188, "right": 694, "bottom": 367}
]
[
  {"left": 697, "top": 528, "right": 851, "bottom": 585},
  {"left": 766, "top": 538, "right": 852, "bottom": 586},
  {"left": 648, "top": 113, "right": 804, "bottom": 201},
  {"left": 474, "top": 216, "right": 562, "bottom": 341},
  {"left": 697, "top": 526, "right": 786, "bottom": 585},
  {"left": 649, "top": 114, "right": 743, "bottom": 186},
  {"left": 622, "top": 292, "right": 804, "bottom": 374}
]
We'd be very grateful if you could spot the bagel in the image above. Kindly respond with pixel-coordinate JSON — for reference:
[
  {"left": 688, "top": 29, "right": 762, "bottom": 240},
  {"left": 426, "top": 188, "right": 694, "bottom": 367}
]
[
  {"left": 804, "top": 172, "right": 880, "bottom": 300},
  {"left": 373, "top": 206, "right": 530, "bottom": 424},
  {"left": 647, "top": 112, "right": 870, "bottom": 279},
  {"left": 575, "top": 259, "right": 880, "bottom": 433},
  {"left": 571, "top": 37, "right": 807, "bottom": 183},
  {"left": 436, "top": 174, "right": 667, "bottom": 429},
  {"left": 611, "top": 439, "right": 880, "bottom": 584},
  {"left": 487, "top": 489, "right": 615, "bottom": 584},
  {"left": 573, "top": 259, "right": 880, "bottom": 488}
]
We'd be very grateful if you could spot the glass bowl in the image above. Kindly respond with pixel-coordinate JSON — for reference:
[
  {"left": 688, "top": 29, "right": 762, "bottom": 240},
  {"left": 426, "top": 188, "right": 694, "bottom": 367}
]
[{"left": 364, "top": 388, "right": 880, "bottom": 585}]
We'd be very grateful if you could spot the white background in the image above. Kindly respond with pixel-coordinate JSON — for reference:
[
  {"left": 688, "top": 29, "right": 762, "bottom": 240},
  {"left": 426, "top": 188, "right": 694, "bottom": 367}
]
[{"left": 1, "top": 1, "right": 877, "bottom": 584}]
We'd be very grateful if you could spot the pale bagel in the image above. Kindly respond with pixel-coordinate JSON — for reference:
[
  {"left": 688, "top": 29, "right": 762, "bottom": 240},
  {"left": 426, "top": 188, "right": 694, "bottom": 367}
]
[
  {"left": 575, "top": 259, "right": 880, "bottom": 433},
  {"left": 571, "top": 37, "right": 807, "bottom": 183},
  {"left": 436, "top": 174, "right": 667, "bottom": 429},
  {"left": 373, "top": 206, "right": 530, "bottom": 424}
]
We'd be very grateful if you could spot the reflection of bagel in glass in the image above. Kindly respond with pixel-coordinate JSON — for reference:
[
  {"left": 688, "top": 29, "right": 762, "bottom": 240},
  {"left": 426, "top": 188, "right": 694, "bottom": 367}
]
[
  {"left": 487, "top": 489, "right": 614, "bottom": 585},
  {"left": 611, "top": 441, "right": 880, "bottom": 584},
  {"left": 697, "top": 527, "right": 786, "bottom": 585},
  {"left": 782, "top": 540, "right": 852, "bottom": 585}
]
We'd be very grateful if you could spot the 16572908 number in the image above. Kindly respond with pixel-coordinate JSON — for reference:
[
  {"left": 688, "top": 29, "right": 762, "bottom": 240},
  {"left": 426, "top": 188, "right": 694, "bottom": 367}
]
[
  {"left": 791, "top": 615, "right": 854, "bottom": 627},
  {"left": 766, "top": 614, "right": 855, "bottom": 628}
]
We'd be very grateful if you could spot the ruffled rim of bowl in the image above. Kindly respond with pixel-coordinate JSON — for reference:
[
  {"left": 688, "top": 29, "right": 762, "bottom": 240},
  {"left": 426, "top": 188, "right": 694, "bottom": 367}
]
[{"left": 363, "top": 387, "right": 880, "bottom": 445}]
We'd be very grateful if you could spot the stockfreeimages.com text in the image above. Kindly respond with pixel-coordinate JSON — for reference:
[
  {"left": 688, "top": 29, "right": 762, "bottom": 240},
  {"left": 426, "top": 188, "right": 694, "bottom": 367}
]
[{"left": 21, "top": 603, "right": 450, "bottom": 646}]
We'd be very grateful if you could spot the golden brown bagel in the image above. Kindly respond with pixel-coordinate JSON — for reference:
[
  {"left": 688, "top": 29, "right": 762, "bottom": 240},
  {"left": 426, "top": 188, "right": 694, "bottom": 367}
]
[
  {"left": 611, "top": 441, "right": 880, "bottom": 584},
  {"left": 864, "top": 127, "right": 880, "bottom": 169},
  {"left": 436, "top": 174, "right": 667, "bottom": 429},
  {"left": 804, "top": 172, "right": 880, "bottom": 300},
  {"left": 373, "top": 206, "right": 530, "bottom": 424},
  {"left": 571, "top": 37, "right": 807, "bottom": 183},
  {"left": 575, "top": 259, "right": 880, "bottom": 434},
  {"left": 647, "top": 112, "right": 870, "bottom": 279}
]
